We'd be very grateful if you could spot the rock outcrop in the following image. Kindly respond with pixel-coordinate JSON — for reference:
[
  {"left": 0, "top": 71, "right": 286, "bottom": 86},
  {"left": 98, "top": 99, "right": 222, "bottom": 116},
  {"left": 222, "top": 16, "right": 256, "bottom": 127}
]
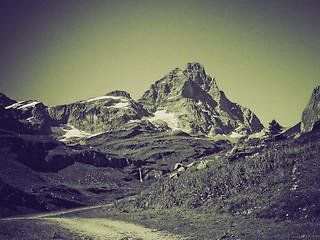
[
  {"left": 301, "top": 86, "right": 320, "bottom": 133},
  {"left": 139, "top": 63, "right": 264, "bottom": 135}
]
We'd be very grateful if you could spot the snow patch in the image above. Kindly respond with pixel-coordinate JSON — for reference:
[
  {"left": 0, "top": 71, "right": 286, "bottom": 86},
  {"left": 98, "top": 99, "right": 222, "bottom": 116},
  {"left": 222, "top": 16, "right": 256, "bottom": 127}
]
[
  {"left": 5, "top": 101, "right": 38, "bottom": 110},
  {"left": 128, "top": 119, "right": 141, "bottom": 123},
  {"left": 148, "top": 110, "right": 180, "bottom": 130},
  {"left": 60, "top": 125, "right": 92, "bottom": 141},
  {"left": 87, "top": 96, "right": 124, "bottom": 102},
  {"left": 211, "top": 131, "right": 245, "bottom": 143},
  {"left": 229, "top": 132, "right": 244, "bottom": 138},
  {"left": 26, "top": 116, "right": 35, "bottom": 122},
  {"left": 248, "top": 129, "right": 267, "bottom": 139},
  {"left": 18, "top": 101, "right": 38, "bottom": 109},
  {"left": 167, "top": 96, "right": 177, "bottom": 100},
  {"left": 109, "top": 102, "right": 128, "bottom": 109}
]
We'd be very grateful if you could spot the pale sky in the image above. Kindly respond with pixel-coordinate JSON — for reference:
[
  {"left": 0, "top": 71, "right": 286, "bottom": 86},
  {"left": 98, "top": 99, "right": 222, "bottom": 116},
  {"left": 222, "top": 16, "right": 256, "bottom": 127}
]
[{"left": 0, "top": 0, "right": 319, "bottom": 127}]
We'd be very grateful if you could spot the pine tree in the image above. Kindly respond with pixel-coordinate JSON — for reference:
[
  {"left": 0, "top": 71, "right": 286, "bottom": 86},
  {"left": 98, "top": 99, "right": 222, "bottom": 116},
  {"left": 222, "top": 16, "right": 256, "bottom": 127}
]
[{"left": 268, "top": 119, "right": 283, "bottom": 135}]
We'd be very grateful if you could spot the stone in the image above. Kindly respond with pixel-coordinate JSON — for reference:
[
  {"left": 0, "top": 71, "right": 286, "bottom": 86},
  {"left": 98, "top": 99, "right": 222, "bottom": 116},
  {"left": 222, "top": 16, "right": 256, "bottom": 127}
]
[
  {"left": 174, "top": 163, "right": 184, "bottom": 170},
  {"left": 177, "top": 166, "right": 186, "bottom": 172},
  {"left": 197, "top": 161, "right": 207, "bottom": 170}
]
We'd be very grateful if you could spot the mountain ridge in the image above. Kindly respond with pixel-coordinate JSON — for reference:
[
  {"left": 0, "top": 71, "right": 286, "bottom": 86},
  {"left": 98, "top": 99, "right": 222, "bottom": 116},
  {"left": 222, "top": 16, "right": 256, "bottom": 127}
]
[{"left": 0, "top": 62, "right": 265, "bottom": 138}]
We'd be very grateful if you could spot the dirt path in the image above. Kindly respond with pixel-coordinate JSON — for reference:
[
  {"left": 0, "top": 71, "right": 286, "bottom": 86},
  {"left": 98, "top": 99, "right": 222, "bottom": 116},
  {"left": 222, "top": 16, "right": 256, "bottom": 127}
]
[
  {"left": 47, "top": 217, "right": 188, "bottom": 240},
  {"left": 1, "top": 206, "right": 189, "bottom": 240}
]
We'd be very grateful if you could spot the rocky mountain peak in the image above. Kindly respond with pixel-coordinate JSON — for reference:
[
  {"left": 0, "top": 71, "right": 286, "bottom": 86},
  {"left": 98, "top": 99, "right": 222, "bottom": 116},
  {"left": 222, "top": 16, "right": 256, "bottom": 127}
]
[
  {"left": 310, "top": 86, "right": 320, "bottom": 105},
  {"left": 106, "top": 90, "right": 132, "bottom": 99},
  {"left": 139, "top": 63, "right": 264, "bottom": 135},
  {"left": 183, "top": 62, "right": 208, "bottom": 86},
  {"left": 185, "top": 62, "right": 206, "bottom": 75},
  {"left": 301, "top": 85, "right": 320, "bottom": 133}
]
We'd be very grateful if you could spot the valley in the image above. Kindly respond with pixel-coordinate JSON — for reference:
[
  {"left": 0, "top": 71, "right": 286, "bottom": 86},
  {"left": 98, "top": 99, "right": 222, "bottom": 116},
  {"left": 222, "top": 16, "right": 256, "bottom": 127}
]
[{"left": 0, "top": 63, "right": 319, "bottom": 239}]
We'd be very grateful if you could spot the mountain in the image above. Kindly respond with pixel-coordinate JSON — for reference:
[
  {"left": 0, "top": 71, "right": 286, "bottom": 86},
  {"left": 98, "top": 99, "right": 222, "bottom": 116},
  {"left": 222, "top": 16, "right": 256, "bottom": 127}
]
[
  {"left": 301, "top": 85, "right": 320, "bottom": 133},
  {"left": 139, "top": 63, "right": 264, "bottom": 135},
  {"left": 48, "top": 90, "right": 152, "bottom": 136}
]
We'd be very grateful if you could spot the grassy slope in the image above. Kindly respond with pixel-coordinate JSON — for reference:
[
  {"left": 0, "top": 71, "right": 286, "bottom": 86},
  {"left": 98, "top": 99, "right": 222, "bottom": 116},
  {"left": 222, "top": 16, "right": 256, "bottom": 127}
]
[
  {"left": 1, "top": 130, "right": 320, "bottom": 239},
  {"left": 100, "top": 129, "right": 320, "bottom": 239}
]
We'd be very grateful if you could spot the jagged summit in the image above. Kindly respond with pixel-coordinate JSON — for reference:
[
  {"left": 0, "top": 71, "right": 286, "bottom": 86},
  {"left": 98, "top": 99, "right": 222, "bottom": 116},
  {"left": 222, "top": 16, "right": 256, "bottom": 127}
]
[
  {"left": 183, "top": 62, "right": 211, "bottom": 87},
  {"left": 138, "top": 63, "right": 264, "bottom": 135}
]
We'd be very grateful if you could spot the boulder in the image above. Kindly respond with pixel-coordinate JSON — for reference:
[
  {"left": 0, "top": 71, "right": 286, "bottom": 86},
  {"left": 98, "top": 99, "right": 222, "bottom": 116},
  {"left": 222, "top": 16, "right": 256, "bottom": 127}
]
[
  {"left": 174, "top": 163, "right": 184, "bottom": 170},
  {"left": 197, "top": 161, "right": 207, "bottom": 170}
]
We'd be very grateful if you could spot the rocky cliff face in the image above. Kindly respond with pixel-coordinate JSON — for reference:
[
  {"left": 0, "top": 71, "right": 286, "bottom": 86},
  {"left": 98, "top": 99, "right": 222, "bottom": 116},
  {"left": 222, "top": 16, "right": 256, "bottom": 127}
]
[
  {"left": 48, "top": 90, "right": 151, "bottom": 134},
  {"left": 301, "top": 86, "right": 320, "bottom": 133},
  {"left": 1, "top": 98, "right": 52, "bottom": 134},
  {"left": 139, "top": 63, "right": 264, "bottom": 135}
]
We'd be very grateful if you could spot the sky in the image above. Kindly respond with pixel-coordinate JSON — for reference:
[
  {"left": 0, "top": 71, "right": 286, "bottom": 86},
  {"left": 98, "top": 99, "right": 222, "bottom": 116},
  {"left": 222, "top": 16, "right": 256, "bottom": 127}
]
[{"left": 0, "top": 0, "right": 319, "bottom": 128}]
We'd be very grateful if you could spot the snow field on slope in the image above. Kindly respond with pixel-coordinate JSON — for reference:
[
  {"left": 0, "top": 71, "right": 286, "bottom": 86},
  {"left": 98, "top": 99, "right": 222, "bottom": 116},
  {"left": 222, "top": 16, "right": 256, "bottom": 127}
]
[
  {"left": 87, "top": 95, "right": 129, "bottom": 109},
  {"left": 148, "top": 110, "right": 180, "bottom": 130},
  {"left": 5, "top": 100, "right": 39, "bottom": 109},
  {"left": 60, "top": 125, "right": 93, "bottom": 141}
]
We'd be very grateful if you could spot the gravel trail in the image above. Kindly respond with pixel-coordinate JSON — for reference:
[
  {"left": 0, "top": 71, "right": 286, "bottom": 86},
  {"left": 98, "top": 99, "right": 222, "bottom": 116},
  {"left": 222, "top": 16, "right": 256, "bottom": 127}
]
[{"left": 47, "top": 217, "right": 188, "bottom": 240}]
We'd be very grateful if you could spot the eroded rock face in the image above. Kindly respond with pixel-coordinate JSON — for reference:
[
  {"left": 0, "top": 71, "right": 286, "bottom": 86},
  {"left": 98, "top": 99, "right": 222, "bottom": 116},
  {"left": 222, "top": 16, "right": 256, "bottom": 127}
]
[
  {"left": 139, "top": 63, "right": 264, "bottom": 135},
  {"left": 48, "top": 91, "right": 150, "bottom": 134},
  {"left": 1, "top": 99, "right": 52, "bottom": 134},
  {"left": 301, "top": 86, "right": 320, "bottom": 133}
]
